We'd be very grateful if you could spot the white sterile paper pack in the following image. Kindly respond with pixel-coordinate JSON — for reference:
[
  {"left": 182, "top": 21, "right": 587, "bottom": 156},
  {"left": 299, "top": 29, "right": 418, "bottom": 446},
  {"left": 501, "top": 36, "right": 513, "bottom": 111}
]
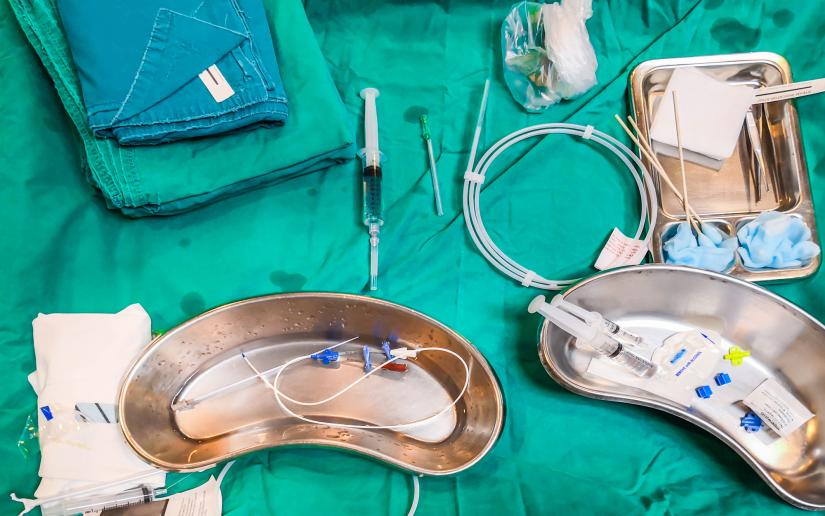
[
  {"left": 650, "top": 67, "right": 755, "bottom": 168},
  {"left": 29, "top": 304, "right": 164, "bottom": 498},
  {"left": 744, "top": 378, "right": 814, "bottom": 438},
  {"left": 160, "top": 476, "right": 223, "bottom": 516}
]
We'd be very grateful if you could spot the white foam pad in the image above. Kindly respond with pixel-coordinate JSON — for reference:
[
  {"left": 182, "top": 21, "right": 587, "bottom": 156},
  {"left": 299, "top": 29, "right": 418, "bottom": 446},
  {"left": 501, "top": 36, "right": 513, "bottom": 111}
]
[{"left": 650, "top": 67, "right": 754, "bottom": 164}]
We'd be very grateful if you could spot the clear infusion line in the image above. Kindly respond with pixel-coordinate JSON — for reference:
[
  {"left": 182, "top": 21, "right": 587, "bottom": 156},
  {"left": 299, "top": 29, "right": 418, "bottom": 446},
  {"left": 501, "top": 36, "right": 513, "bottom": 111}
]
[{"left": 171, "top": 337, "right": 359, "bottom": 411}]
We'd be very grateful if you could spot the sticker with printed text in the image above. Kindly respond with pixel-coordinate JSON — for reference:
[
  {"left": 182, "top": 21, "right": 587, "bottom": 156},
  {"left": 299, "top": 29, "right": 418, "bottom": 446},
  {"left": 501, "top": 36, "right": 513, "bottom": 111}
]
[
  {"left": 594, "top": 228, "right": 648, "bottom": 271},
  {"left": 744, "top": 378, "right": 814, "bottom": 438}
]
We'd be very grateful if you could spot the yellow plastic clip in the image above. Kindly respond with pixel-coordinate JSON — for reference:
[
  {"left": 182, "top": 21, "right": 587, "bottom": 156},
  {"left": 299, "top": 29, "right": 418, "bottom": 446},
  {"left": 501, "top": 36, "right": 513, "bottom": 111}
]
[{"left": 724, "top": 346, "right": 751, "bottom": 366}]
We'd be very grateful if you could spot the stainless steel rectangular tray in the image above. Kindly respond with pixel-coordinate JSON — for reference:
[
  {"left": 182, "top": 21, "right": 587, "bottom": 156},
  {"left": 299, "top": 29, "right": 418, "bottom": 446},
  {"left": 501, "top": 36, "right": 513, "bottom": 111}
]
[{"left": 629, "top": 52, "right": 820, "bottom": 282}]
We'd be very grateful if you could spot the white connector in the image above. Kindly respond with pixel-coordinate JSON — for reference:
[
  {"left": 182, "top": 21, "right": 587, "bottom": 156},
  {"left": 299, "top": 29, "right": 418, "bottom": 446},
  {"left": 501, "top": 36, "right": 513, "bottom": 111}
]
[{"left": 390, "top": 347, "right": 419, "bottom": 360}]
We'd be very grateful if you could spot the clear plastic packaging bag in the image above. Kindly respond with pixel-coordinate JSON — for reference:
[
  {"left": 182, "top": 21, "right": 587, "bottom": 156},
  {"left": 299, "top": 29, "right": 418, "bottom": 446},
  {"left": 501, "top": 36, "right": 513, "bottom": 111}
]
[
  {"left": 501, "top": 0, "right": 598, "bottom": 112},
  {"left": 16, "top": 405, "right": 88, "bottom": 460}
]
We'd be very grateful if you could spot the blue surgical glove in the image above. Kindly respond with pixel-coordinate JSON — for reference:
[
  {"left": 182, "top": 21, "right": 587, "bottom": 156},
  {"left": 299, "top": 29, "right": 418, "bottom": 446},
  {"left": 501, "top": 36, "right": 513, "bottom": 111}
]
[
  {"left": 664, "top": 222, "right": 737, "bottom": 272},
  {"left": 737, "top": 211, "right": 820, "bottom": 269}
]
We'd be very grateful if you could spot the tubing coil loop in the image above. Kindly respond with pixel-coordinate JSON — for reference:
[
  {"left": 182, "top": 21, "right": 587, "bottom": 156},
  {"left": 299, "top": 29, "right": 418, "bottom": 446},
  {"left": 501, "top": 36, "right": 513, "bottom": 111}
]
[{"left": 462, "top": 123, "right": 658, "bottom": 290}]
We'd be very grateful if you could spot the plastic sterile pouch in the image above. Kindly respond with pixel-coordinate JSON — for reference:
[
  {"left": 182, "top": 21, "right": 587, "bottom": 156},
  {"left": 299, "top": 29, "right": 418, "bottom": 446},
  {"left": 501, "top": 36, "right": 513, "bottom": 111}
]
[
  {"left": 587, "top": 329, "right": 724, "bottom": 406},
  {"left": 652, "top": 330, "right": 724, "bottom": 388},
  {"left": 16, "top": 405, "right": 96, "bottom": 460},
  {"left": 501, "top": 0, "right": 598, "bottom": 112},
  {"left": 17, "top": 411, "right": 40, "bottom": 460}
]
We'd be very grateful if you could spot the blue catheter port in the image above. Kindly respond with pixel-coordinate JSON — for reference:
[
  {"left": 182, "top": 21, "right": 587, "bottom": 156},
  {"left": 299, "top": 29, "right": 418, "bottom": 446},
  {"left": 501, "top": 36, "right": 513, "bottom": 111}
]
[
  {"left": 740, "top": 411, "right": 763, "bottom": 432},
  {"left": 714, "top": 372, "right": 731, "bottom": 386},
  {"left": 382, "top": 341, "right": 393, "bottom": 360},
  {"left": 310, "top": 349, "right": 339, "bottom": 365},
  {"left": 362, "top": 345, "right": 373, "bottom": 373},
  {"left": 695, "top": 385, "right": 713, "bottom": 399}
]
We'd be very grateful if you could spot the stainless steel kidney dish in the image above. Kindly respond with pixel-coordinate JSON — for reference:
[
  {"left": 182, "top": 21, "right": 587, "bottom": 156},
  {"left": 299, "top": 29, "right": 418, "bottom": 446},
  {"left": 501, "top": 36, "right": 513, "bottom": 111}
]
[
  {"left": 118, "top": 293, "right": 504, "bottom": 475},
  {"left": 630, "top": 52, "right": 820, "bottom": 282},
  {"left": 537, "top": 265, "right": 825, "bottom": 510}
]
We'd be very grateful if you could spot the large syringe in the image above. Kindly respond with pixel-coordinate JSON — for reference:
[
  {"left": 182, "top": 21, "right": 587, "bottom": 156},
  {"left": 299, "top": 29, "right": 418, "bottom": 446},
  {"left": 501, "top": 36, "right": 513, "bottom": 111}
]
[
  {"left": 528, "top": 295, "right": 657, "bottom": 378},
  {"left": 360, "top": 87, "right": 383, "bottom": 291}
]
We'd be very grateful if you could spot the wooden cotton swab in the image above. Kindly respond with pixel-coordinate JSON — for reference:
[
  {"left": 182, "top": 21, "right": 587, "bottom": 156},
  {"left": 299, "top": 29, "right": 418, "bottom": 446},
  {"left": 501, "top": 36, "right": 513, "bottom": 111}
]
[
  {"left": 623, "top": 115, "right": 702, "bottom": 224},
  {"left": 628, "top": 114, "right": 700, "bottom": 235},
  {"left": 613, "top": 114, "right": 704, "bottom": 226},
  {"left": 670, "top": 91, "right": 701, "bottom": 235}
]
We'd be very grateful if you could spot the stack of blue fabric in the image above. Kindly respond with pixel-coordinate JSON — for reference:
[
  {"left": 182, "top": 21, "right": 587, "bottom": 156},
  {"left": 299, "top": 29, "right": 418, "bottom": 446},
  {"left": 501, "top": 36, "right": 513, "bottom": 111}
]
[
  {"left": 11, "top": 0, "right": 355, "bottom": 216},
  {"left": 57, "top": 0, "right": 288, "bottom": 145}
]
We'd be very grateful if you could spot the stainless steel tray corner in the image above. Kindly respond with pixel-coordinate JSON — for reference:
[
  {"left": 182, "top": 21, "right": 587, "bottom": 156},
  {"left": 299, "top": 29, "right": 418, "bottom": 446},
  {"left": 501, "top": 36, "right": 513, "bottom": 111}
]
[
  {"left": 118, "top": 293, "right": 504, "bottom": 476},
  {"left": 630, "top": 52, "right": 820, "bottom": 283},
  {"left": 538, "top": 264, "right": 825, "bottom": 510}
]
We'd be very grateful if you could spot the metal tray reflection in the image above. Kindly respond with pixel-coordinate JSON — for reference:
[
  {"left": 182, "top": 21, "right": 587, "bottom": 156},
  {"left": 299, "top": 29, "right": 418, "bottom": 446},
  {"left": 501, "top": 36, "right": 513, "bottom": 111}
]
[
  {"left": 630, "top": 52, "right": 820, "bottom": 282},
  {"left": 538, "top": 265, "right": 825, "bottom": 510},
  {"left": 119, "top": 293, "right": 504, "bottom": 475}
]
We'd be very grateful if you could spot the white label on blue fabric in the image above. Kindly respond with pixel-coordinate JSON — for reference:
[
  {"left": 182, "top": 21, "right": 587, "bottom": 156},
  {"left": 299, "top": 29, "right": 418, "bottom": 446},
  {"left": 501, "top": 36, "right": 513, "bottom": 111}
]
[
  {"left": 744, "top": 378, "right": 814, "bottom": 438},
  {"left": 199, "top": 64, "right": 235, "bottom": 103},
  {"left": 594, "top": 228, "right": 648, "bottom": 271}
]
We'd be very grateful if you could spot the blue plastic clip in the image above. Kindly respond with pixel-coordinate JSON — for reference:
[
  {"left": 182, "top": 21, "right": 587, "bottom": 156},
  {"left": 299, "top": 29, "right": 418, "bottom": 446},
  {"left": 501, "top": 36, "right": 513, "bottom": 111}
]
[
  {"left": 381, "top": 340, "right": 394, "bottom": 360},
  {"left": 695, "top": 385, "right": 713, "bottom": 399},
  {"left": 310, "top": 349, "right": 339, "bottom": 365},
  {"left": 740, "top": 411, "right": 763, "bottom": 433},
  {"left": 40, "top": 406, "right": 53, "bottom": 421},
  {"left": 669, "top": 348, "right": 687, "bottom": 364},
  {"left": 714, "top": 372, "right": 731, "bottom": 386},
  {"left": 363, "top": 345, "right": 372, "bottom": 373}
]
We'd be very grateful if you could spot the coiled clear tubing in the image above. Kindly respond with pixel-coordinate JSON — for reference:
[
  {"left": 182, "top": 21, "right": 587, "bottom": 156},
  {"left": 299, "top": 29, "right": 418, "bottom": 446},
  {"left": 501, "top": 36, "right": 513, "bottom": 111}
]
[{"left": 463, "top": 123, "right": 658, "bottom": 290}]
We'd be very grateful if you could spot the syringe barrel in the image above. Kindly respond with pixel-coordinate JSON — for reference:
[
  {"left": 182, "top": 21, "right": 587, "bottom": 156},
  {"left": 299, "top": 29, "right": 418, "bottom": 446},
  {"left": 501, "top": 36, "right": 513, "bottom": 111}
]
[
  {"left": 362, "top": 168, "right": 383, "bottom": 226},
  {"left": 600, "top": 318, "right": 644, "bottom": 346},
  {"left": 44, "top": 486, "right": 156, "bottom": 515},
  {"left": 531, "top": 295, "right": 655, "bottom": 377},
  {"left": 612, "top": 346, "right": 657, "bottom": 377},
  {"left": 587, "top": 333, "right": 621, "bottom": 357},
  {"left": 359, "top": 87, "right": 383, "bottom": 227},
  {"left": 587, "top": 334, "right": 656, "bottom": 378}
]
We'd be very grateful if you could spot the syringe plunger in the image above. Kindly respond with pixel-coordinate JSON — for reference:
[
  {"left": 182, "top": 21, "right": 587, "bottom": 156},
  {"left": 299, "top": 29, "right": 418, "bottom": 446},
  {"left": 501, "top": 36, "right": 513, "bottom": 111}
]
[{"left": 360, "top": 87, "right": 381, "bottom": 167}]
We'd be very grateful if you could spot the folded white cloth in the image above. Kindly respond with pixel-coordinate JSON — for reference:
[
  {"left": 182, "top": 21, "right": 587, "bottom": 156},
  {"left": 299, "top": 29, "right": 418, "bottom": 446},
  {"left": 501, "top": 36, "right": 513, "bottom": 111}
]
[
  {"left": 29, "top": 304, "right": 164, "bottom": 498},
  {"left": 650, "top": 67, "right": 755, "bottom": 169}
]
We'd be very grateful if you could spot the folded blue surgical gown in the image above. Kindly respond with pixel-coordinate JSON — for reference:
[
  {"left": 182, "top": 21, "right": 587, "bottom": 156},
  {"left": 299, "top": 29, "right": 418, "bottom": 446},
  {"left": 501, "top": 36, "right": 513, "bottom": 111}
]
[{"left": 56, "top": 0, "right": 288, "bottom": 145}]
